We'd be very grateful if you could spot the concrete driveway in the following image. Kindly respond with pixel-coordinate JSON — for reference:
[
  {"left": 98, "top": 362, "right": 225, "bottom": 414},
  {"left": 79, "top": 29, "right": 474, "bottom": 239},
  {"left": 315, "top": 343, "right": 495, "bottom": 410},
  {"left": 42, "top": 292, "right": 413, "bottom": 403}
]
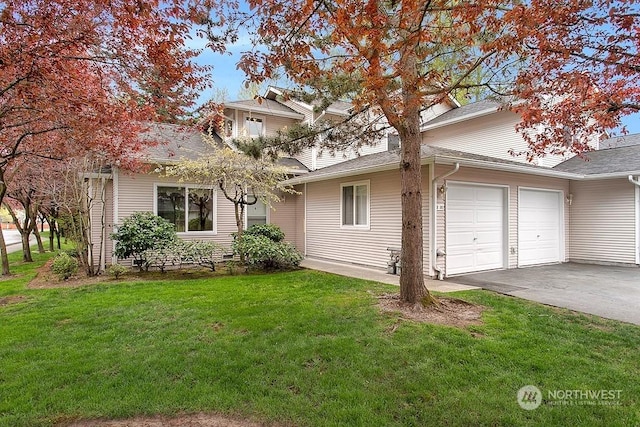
[{"left": 448, "top": 263, "right": 640, "bottom": 325}]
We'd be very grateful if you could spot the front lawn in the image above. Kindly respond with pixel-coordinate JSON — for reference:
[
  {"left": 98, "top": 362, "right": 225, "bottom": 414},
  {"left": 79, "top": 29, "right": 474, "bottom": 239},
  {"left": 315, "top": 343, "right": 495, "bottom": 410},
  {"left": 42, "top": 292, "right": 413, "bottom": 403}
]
[{"left": 0, "top": 252, "right": 638, "bottom": 426}]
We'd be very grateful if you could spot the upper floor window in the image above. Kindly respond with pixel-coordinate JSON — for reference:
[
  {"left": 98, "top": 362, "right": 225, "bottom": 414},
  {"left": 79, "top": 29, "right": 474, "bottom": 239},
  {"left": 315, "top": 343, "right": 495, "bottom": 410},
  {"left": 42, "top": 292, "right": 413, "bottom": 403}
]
[
  {"left": 245, "top": 116, "right": 264, "bottom": 138},
  {"left": 341, "top": 181, "right": 369, "bottom": 228},
  {"left": 156, "top": 185, "right": 216, "bottom": 233}
]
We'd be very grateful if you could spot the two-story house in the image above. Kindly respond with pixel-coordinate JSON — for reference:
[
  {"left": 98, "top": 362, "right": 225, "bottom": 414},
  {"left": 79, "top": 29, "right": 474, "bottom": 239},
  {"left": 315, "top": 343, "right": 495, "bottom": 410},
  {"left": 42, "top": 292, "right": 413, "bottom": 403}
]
[{"left": 92, "top": 87, "right": 640, "bottom": 277}]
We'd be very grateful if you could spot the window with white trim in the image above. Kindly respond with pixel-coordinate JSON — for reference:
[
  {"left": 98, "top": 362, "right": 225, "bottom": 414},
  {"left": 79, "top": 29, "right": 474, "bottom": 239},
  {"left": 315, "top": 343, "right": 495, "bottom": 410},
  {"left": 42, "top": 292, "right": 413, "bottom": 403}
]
[
  {"left": 156, "top": 185, "right": 215, "bottom": 232},
  {"left": 247, "top": 198, "right": 267, "bottom": 228},
  {"left": 245, "top": 116, "right": 264, "bottom": 138},
  {"left": 341, "top": 181, "right": 369, "bottom": 227}
]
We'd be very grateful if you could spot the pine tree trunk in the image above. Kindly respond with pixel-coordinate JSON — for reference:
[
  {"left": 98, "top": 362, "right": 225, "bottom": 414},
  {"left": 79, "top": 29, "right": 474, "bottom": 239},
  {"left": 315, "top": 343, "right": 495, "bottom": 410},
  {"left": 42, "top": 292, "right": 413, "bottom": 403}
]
[{"left": 398, "top": 118, "right": 432, "bottom": 305}]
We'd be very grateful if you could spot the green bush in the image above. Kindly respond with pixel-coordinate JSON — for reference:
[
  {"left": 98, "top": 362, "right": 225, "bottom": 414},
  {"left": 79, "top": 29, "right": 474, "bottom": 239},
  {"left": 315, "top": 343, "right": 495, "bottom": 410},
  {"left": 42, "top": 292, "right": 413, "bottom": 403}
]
[
  {"left": 51, "top": 252, "right": 79, "bottom": 280},
  {"left": 244, "top": 223, "right": 285, "bottom": 242},
  {"left": 111, "top": 212, "right": 177, "bottom": 270},
  {"left": 106, "top": 263, "right": 128, "bottom": 279},
  {"left": 232, "top": 233, "right": 302, "bottom": 271},
  {"left": 181, "top": 240, "right": 226, "bottom": 271}
]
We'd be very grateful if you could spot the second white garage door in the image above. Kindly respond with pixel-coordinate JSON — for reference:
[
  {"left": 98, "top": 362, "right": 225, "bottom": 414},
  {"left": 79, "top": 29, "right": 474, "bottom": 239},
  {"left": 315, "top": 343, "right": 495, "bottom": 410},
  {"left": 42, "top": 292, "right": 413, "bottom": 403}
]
[
  {"left": 518, "top": 189, "right": 563, "bottom": 266},
  {"left": 446, "top": 184, "right": 506, "bottom": 275}
]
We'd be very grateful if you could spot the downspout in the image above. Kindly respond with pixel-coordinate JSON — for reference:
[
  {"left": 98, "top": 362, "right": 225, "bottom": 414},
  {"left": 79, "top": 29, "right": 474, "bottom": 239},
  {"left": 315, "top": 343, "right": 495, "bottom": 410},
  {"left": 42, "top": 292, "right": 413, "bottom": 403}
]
[
  {"left": 431, "top": 162, "right": 460, "bottom": 280},
  {"left": 304, "top": 182, "right": 308, "bottom": 256},
  {"left": 629, "top": 175, "right": 640, "bottom": 264}
]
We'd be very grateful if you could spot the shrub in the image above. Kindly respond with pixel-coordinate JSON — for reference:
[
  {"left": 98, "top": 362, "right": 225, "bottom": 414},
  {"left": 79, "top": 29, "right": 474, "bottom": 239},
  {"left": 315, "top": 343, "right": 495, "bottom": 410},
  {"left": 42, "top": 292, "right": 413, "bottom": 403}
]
[
  {"left": 244, "top": 223, "right": 285, "bottom": 242},
  {"left": 52, "top": 252, "right": 79, "bottom": 280},
  {"left": 181, "top": 240, "right": 226, "bottom": 271},
  {"left": 232, "top": 233, "right": 302, "bottom": 271},
  {"left": 142, "top": 242, "right": 182, "bottom": 273},
  {"left": 106, "top": 263, "right": 128, "bottom": 279},
  {"left": 111, "top": 212, "right": 177, "bottom": 270}
]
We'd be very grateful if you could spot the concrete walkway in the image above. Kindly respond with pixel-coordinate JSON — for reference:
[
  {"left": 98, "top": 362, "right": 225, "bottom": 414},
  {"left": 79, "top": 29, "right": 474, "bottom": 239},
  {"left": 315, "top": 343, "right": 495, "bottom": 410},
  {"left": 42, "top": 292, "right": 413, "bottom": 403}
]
[{"left": 300, "top": 258, "right": 479, "bottom": 293}]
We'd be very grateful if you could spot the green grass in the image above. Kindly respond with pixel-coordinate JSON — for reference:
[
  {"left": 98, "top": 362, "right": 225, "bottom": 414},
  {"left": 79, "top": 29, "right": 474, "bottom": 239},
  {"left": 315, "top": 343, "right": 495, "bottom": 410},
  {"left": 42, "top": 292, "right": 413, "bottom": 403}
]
[{"left": 1, "top": 251, "right": 639, "bottom": 426}]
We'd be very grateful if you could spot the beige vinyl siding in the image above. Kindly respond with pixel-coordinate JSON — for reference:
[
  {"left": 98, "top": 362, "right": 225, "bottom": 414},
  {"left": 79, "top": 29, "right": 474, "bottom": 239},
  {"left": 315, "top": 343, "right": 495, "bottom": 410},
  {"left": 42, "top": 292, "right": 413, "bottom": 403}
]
[
  {"left": 294, "top": 149, "right": 315, "bottom": 171},
  {"left": 568, "top": 179, "right": 637, "bottom": 264},
  {"left": 282, "top": 99, "right": 314, "bottom": 123},
  {"left": 423, "top": 111, "right": 568, "bottom": 167},
  {"left": 295, "top": 185, "right": 305, "bottom": 252},
  {"left": 114, "top": 171, "right": 238, "bottom": 265},
  {"left": 270, "top": 191, "right": 299, "bottom": 246},
  {"left": 434, "top": 165, "right": 570, "bottom": 275},
  {"left": 305, "top": 167, "right": 430, "bottom": 272}
]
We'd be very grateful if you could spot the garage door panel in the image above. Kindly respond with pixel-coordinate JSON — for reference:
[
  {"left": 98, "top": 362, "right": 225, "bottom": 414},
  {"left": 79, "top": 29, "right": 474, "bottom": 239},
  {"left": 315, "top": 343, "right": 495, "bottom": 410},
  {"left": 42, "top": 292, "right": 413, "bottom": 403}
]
[
  {"left": 519, "top": 189, "right": 562, "bottom": 266},
  {"left": 446, "top": 185, "right": 506, "bottom": 275},
  {"left": 448, "top": 209, "right": 474, "bottom": 224}
]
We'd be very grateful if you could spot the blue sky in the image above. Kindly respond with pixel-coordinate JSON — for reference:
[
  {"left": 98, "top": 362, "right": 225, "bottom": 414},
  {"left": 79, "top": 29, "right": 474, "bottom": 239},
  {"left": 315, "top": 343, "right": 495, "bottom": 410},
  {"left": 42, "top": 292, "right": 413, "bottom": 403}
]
[{"left": 193, "top": 40, "right": 640, "bottom": 137}]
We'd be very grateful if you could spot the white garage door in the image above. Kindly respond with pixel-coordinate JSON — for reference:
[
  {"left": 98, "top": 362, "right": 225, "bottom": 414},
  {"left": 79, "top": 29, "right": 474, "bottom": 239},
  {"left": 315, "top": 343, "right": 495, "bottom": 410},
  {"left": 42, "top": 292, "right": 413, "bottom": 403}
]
[
  {"left": 446, "top": 184, "right": 506, "bottom": 275},
  {"left": 518, "top": 189, "right": 562, "bottom": 266}
]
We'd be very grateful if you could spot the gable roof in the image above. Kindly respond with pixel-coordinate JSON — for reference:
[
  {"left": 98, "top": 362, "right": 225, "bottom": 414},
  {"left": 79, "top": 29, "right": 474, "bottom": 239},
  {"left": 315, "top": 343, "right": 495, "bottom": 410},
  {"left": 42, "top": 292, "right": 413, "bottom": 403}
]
[
  {"left": 554, "top": 143, "right": 640, "bottom": 175},
  {"left": 264, "top": 86, "right": 353, "bottom": 116},
  {"left": 286, "top": 144, "right": 580, "bottom": 184},
  {"left": 142, "top": 123, "right": 220, "bottom": 163},
  {"left": 224, "top": 98, "right": 305, "bottom": 120},
  {"left": 421, "top": 99, "right": 505, "bottom": 131}
]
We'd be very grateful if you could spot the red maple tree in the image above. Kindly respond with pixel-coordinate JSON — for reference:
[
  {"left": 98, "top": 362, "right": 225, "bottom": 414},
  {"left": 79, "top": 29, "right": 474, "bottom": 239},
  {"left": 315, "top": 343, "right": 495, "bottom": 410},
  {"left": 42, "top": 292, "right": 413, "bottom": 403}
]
[{"left": 0, "top": 0, "right": 220, "bottom": 274}]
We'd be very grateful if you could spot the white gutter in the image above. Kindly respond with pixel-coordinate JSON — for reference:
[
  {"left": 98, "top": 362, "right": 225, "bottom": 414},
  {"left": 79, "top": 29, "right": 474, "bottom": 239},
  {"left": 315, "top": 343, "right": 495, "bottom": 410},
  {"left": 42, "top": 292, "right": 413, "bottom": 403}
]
[
  {"left": 434, "top": 155, "right": 582, "bottom": 180},
  {"left": 431, "top": 163, "right": 460, "bottom": 280},
  {"left": 112, "top": 166, "right": 119, "bottom": 266},
  {"left": 629, "top": 175, "right": 640, "bottom": 265}
]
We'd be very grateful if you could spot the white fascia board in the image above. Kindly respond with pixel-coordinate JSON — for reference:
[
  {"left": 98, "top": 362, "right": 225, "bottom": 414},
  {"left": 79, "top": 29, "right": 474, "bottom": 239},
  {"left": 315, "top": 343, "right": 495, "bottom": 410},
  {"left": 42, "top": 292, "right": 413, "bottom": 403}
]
[
  {"left": 284, "top": 158, "right": 435, "bottom": 185},
  {"left": 285, "top": 163, "right": 399, "bottom": 185},
  {"left": 432, "top": 155, "right": 582, "bottom": 179},
  {"left": 578, "top": 170, "right": 640, "bottom": 180},
  {"left": 223, "top": 103, "right": 305, "bottom": 120}
]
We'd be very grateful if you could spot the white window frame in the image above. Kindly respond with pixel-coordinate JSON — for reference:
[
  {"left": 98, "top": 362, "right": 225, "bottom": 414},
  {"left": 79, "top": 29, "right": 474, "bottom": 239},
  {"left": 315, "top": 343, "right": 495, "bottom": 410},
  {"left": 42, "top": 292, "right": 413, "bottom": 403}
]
[
  {"left": 340, "top": 180, "right": 370, "bottom": 230},
  {"left": 243, "top": 114, "right": 266, "bottom": 138},
  {"left": 153, "top": 183, "right": 217, "bottom": 235},
  {"left": 244, "top": 195, "right": 270, "bottom": 228}
]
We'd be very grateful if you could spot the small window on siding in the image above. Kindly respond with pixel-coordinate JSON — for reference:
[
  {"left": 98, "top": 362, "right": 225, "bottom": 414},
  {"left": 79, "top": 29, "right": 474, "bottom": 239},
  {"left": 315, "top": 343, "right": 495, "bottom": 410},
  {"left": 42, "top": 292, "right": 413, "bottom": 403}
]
[
  {"left": 341, "top": 182, "right": 369, "bottom": 227},
  {"left": 245, "top": 116, "right": 264, "bottom": 138},
  {"left": 157, "top": 185, "right": 215, "bottom": 233},
  {"left": 247, "top": 198, "right": 267, "bottom": 228}
]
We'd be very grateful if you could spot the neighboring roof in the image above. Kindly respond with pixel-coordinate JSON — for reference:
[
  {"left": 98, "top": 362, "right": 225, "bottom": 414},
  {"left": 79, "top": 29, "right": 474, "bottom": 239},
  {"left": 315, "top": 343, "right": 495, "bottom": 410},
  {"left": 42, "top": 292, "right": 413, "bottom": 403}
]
[
  {"left": 554, "top": 143, "right": 640, "bottom": 175},
  {"left": 141, "top": 123, "right": 221, "bottom": 163},
  {"left": 599, "top": 134, "right": 640, "bottom": 149},
  {"left": 224, "top": 98, "right": 305, "bottom": 120},
  {"left": 277, "top": 157, "right": 309, "bottom": 173},
  {"left": 286, "top": 144, "right": 580, "bottom": 185},
  {"left": 421, "top": 99, "right": 505, "bottom": 131}
]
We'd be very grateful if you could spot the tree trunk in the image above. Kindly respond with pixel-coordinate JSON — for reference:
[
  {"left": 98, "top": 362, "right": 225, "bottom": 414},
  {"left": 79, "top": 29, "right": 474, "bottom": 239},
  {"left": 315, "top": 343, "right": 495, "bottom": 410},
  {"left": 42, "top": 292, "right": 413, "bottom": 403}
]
[
  {"left": 21, "top": 231, "right": 33, "bottom": 262},
  {"left": 0, "top": 227, "right": 10, "bottom": 275},
  {"left": 0, "top": 175, "right": 9, "bottom": 275},
  {"left": 397, "top": 72, "right": 434, "bottom": 306},
  {"left": 33, "top": 221, "right": 45, "bottom": 253},
  {"left": 49, "top": 222, "right": 55, "bottom": 252}
]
